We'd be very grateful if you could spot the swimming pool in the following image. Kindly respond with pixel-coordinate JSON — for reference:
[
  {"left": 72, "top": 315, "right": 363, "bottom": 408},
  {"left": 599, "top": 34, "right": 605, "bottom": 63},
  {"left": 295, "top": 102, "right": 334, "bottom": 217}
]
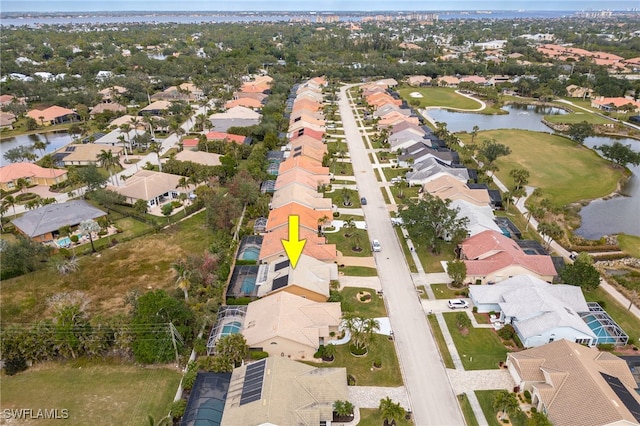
[
  {"left": 583, "top": 314, "right": 618, "bottom": 343},
  {"left": 239, "top": 246, "right": 260, "bottom": 261},
  {"left": 240, "top": 276, "right": 257, "bottom": 295},
  {"left": 221, "top": 321, "right": 242, "bottom": 336},
  {"left": 56, "top": 236, "right": 72, "bottom": 248}
]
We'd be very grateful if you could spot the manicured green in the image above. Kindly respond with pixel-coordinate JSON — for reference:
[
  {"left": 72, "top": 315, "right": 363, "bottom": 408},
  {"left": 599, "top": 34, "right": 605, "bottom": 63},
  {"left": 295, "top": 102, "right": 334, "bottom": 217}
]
[
  {"left": 458, "top": 394, "right": 480, "bottom": 426},
  {"left": 427, "top": 314, "right": 455, "bottom": 369},
  {"left": 328, "top": 188, "right": 361, "bottom": 208},
  {"left": 619, "top": 234, "right": 640, "bottom": 258},
  {"left": 443, "top": 312, "right": 508, "bottom": 370},
  {"left": 358, "top": 408, "right": 413, "bottom": 426},
  {"left": 326, "top": 228, "right": 372, "bottom": 257},
  {"left": 475, "top": 390, "right": 504, "bottom": 426},
  {"left": 398, "top": 87, "right": 483, "bottom": 110},
  {"left": 340, "top": 265, "right": 378, "bottom": 276},
  {"left": 382, "top": 167, "right": 410, "bottom": 181},
  {"left": 415, "top": 241, "right": 456, "bottom": 273},
  {"left": 390, "top": 186, "right": 420, "bottom": 202},
  {"left": 583, "top": 287, "right": 640, "bottom": 340},
  {"left": 395, "top": 226, "right": 418, "bottom": 273},
  {"left": 474, "top": 313, "right": 492, "bottom": 325},
  {"left": 463, "top": 129, "right": 623, "bottom": 206},
  {"left": 306, "top": 334, "right": 402, "bottom": 387},
  {"left": 341, "top": 287, "right": 387, "bottom": 318},
  {"left": 0, "top": 360, "right": 181, "bottom": 425},
  {"left": 544, "top": 112, "right": 610, "bottom": 125},
  {"left": 432, "top": 284, "right": 460, "bottom": 300}
]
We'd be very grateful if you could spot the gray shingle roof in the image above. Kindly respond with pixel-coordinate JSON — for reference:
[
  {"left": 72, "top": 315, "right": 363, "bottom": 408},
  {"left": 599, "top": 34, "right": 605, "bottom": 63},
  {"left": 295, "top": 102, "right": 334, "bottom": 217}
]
[{"left": 12, "top": 200, "right": 106, "bottom": 238}]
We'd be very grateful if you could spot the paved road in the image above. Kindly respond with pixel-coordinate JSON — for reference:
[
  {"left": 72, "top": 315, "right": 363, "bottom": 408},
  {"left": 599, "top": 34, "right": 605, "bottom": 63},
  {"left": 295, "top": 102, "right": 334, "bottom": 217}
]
[{"left": 338, "top": 85, "right": 464, "bottom": 425}]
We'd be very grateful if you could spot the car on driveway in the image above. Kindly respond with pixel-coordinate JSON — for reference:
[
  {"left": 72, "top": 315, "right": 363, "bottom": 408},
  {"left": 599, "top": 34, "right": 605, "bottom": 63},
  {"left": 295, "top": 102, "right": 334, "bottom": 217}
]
[
  {"left": 447, "top": 299, "right": 469, "bottom": 309},
  {"left": 360, "top": 197, "right": 367, "bottom": 205},
  {"left": 371, "top": 239, "right": 381, "bottom": 252}
]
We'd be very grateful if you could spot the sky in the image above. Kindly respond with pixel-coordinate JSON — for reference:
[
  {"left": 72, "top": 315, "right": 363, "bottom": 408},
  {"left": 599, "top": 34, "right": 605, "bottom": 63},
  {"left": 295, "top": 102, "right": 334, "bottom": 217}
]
[{"left": 1, "top": 0, "right": 639, "bottom": 13}]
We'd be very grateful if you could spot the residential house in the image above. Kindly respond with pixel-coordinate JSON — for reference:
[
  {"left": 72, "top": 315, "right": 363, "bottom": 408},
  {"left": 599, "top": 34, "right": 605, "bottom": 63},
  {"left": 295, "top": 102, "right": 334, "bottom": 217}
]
[
  {"left": 150, "top": 83, "right": 202, "bottom": 102},
  {"left": 274, "top": 168, "right": 330, "bottom": 192},
  {"left": 224, "top": 97, "right": 264, "bottom": 110},
  {"left": 233, "top": 91, "right": 268, "bottom": 103},
  {"left": 255, "top": 254, "right": 337, "bottom": 302},
  {"left": 289, "top": 127, "right": 325, "bottom": 142},
  {"left": 566, "top": 84, "right": 594, "bottom": 99},
  {"left": 450, "top": 199, "right": 502, "bottom": 237},
  {"left": 288, "top": 121, "right": 326, "bottom": 137},
  {"left": 289, "top": 113, "right": 325, "bottom": 129},
  {"left": 278, "top": 156, "right": 329, "bottom": 177},
  {"left": 27, "top": 106, "right": 79, "bottom": 126},
  {"left": 423, "top": 174, "right": 490, "bottom": 206},
  {"left": 378, "top": 111, "right": 420, "bottom": 129},
  {"left": 591, "top": 96, "right": 640, "bottom": 113},
  {"left": 205, "top": 131, "right": 249, "bottom": 145},
  {"left": 292, "top": 98, "right": 323, "bottom": 111},
  {"left": 289, "top": 136, "right": 327, "bottom": 155},
  {"left": 506, "top": 339, "right": 640, "bottom": 426},
  {"left": 270, "top": 185, "right": 332, "bottom": 211},
  {"left": 460, "top": 75, "right": 488, "bottom": 85},
  {"left": 266, "top": 204, "right": 327, "bottom": 234},
  {"left": 459, "top": 230, "right": 558, "bottom": 284},
  {"left": 469, "top": 275, "right": 595, "bottom": 347},
  {"left": 12, "top": 200, "right": 106, "bottom": 242},
  {"left": 94, "top": 127, "right": 147, "bottom": 149},
  {"left": 0, "top": 112, "right": 16, "bottom": 130},
  {"left": 242, "top": 292, "right": 342, "bottom": 359},
  {"left": 181, "top": 138, "right": 199, "bottom": 150},
  {"left": 138, "top": 100, "right": 171, "bottom": 116},
  {"left": 89, "top": 102, "right": 126, "bottom": 117},
  {"left": 258, "top": 226, "right": 336, "bottom": 264},
  {"left": 221, "top": 357, "right": 347, "bottom": 426},
  {"left": 53, "top": 144, "right": 124, "bottom": 166},
  {"left": 107, "top": 170, "right": 193, "bottom": 209},
  {"left": 174, "top": 150, "right": 221, "bottom": 166},
  {"left": 209, "top": 106, "right": 262, "bottom": 133},
  {"left": 98, "top": 86, "right": 128, "bottom": 102},
  {"left": 374, "top": 104, "right": 409, "bottom": 118},
  {"left": 285, "top": 143, "right": 326, "bottom": 163},
  {"left": 437, "top": 76, "right": 460, "bottom": 87},
  {"left": 406, "top": 157, "right": 470, "bottom": 187},
  {"left": 406, "top": 75, "right": 432, "bottom": 86},
  {"left": 0, "top": 162, "right": 67, "bottom": 191}
]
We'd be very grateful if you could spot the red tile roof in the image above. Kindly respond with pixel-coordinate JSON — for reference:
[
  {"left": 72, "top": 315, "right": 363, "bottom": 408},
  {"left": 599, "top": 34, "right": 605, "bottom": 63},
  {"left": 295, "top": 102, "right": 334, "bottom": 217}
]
[
  {"left": 259, "top": 226, "right": 336, "bottom": 261},
  {"left": 0, "top": 162, "right": 67, "bottom": 183},
  {"left": 266, "top": 203, "right": 326, "bottom": 232},
  {"left": 205, "top": 131, "right": 246, "bottom": 144}
]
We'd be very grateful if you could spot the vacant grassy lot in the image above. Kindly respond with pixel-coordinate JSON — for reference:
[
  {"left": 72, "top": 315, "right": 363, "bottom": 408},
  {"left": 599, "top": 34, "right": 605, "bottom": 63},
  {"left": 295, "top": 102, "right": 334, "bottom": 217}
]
[
  {"left": 443, "top": 312, "right": 508, "bottom": 370},
  {"left": 619, "top": 234, "right": 640, "bottom": 258},
  {"left": 463, "top": 129, "right": 623, "bottom": 206},
  {"left": 583, "top": 287, "right": 640, "bottom": 340},
  {"left": 397, "top": 87, "right": 483, "bottom": 110},
  {"left": 475, "top": 390, "right": 503, "bottom": 426},
  {"left": 1, "top": 212, "right": 214, "bottom": 323},
  {"left": 0, "top": 360, "right": 181, "bottom": 426},
  {"left": 341, "top": 287, "right": 386, "bottom": 318},
  {"left": 427, "top": 314, "right": 455, "bottom": 369},
  {"left": 544, "top": 112, "right": 610, "bottom": 125},
  {"left": 358, "top": 408, "right": 413, "bottom": 426}
]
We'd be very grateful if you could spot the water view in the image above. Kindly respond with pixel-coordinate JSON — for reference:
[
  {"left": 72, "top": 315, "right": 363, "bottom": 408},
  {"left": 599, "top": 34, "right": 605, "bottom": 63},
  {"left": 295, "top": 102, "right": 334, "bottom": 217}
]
[
  {"left": 0, "top": 132, "right": 73, "bottom": 167},
  {"left": 425, "top": 105, "right": 640, "bottom": 238}
]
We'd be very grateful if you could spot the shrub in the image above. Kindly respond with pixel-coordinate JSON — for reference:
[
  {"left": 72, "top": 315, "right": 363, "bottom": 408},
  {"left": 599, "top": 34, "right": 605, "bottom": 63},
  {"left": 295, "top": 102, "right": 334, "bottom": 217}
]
[
  {"left": 498, "top": 325, "right": 515, "bottom": 340},
  {"left": 359, "top": 294, "right": 371, "bottom": 302},
  {"left": 347, "top": 374, "right": 356, "bottom": 386},
  {"left": 597, "top": 343, "right": 615, "bottom": 352},
  {"left": 4, "top": 354, "right": 28, "bottom": 376},
  {"left": 250, "top": 350, "right": 269, "bottom": 360},
  {"left": 70, "top": 235, "right": 79, "bottom": 243},
  {"left": 489, "top": 311, "right": 496, "bottom": 317},
  {"left": 531, "top": 407, "right": 537, "bottom": 413},
  {"left": 472, "top": 306, "right": 478, "bottom": 313},
  {"left": 373, "top": 359, "right": 382, "bottom": 368},
  {"left": 523, "top": 390, "right": 531, "bottom": 403},
  {"left": 170, "top": 399, "right": 187, "bottom": 419}
]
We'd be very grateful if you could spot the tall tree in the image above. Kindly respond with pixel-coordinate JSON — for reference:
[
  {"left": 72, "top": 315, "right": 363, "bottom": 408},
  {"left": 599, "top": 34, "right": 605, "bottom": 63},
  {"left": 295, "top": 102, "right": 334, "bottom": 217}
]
[
  {"left": 478, "top": 139, "right": 511, "bottom": 167},
  {"left": 78, "top": 219, "right": 102, "bottom": 253},
  {"left": 97, "top": 149, "right": 120, "bottom": 186},
  {"left": 596, "top": 142, "right": 640, "bottom": 167},
  {"left": 560, "top": 252, "right": 600, "bottom": 291},
  {"left": 379, "top": 397, "right": 406, "bottom": 426},
  {"left": 567, "top": 121, "right": 595, "bottom": 144},
  {"left": 214, "top": 333, "right": 248, "bottom": 370},
  {"left": 149, "top": 142, "right": 163, "bottom": 172},
  {"left": 537, "top": 221, "right": 564, "bottom": 250},
  {"left": 509, "top": 168, "right": 530, "bottom": 189}
]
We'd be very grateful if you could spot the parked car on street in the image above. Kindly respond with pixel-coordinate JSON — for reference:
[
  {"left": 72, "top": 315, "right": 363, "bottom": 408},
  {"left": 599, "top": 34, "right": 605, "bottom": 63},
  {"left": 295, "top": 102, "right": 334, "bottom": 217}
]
[
  {"left": 360, "top": 197, "right": 367, "bottom": 205},
  {"left": 371, "top": 239, "right": 381, "bottom": 252}
]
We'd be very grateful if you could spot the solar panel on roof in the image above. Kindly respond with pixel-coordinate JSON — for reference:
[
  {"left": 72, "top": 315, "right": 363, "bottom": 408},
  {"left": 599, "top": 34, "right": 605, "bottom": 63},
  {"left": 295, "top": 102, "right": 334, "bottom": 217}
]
[
  {"left": 272, "top": 275, "right": 289, "bottom": 290},
  {"left": 601, "top": 372, "right": 640, "bottom": 422},
  {"left": 294, "top": 146, "right": 302, "bottom": 151},
  {"left": 293, "top": 152, "right": 301, "bottom": 157},
  {"left": 239, "top": 359, "right": 266, "bottom": 406},
  {"left": 274, "top": 260, "right": 290, "bottom": 271}
]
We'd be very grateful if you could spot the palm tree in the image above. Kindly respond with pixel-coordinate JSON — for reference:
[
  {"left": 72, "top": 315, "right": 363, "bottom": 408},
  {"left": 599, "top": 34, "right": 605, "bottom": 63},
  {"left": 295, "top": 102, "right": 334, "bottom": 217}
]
[
  {"left": 341, "top": 187, "right": 351, "bottom": 206},
  {"left": 2, "top": 195, "right": 16, "bottom": 216},
  {"left": 317, "top": 214, "right": 330, "bottom": 235},
  {"left": 32, "top": 140, "right": 47, "bottom": 157},
  {"left": 379, "top": 397, "right": 406, "bottom": 426},
  {"left": 15, "top": 178, "right": 29, "bottom": 194},
  {"left": 172, "top": 262, "right": 191, "bottom": 301},
  {"left": 492, "top": 390, "right": 519, "bottom": 420},
  {"left": 194, "top": 113, "right": 208, "bottom": 132},
  {"left": 119, "top": 123, "right": 132, "bottom": 147},
  {"left": 79, "top": 219, "right": 101, "bottom": 253},
  {"left": 351, "top": 230, "right": 363, "bottom": 252},
  {"left": 343, "top": 218, "right": 356, "bottom": 237},
  {"left": 471, "top": 125, "right": 480, "bottom": 144},
  {"left": 343, "top": 313, "right": 379, "bottom": 352},
  {"left": 97, "top": 149, "right": 120, "bottom": 186},
  {"left": 117, "top": 135, "right": 129, "bottom": 160},
  {"left": 394, "top": 180, "right": 407, "bottom": 199},
  {"left": 141, "top": 113, "right": 156, "bottom": 139},
  {"left": 333, "top": 400, "right": 354, "bottom": 418},
  {"left": 149, "top": 142, "right": 162, "bottom": 172}
]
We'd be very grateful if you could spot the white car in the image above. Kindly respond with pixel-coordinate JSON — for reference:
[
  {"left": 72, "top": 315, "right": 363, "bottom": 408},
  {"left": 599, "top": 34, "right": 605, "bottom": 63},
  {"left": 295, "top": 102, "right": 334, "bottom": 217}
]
[
  {"left": 371, "top": 239, "right": 381, "bottom": 252},
  {"left": 447, "top": 299, "right": 469, "bottom": 309}
]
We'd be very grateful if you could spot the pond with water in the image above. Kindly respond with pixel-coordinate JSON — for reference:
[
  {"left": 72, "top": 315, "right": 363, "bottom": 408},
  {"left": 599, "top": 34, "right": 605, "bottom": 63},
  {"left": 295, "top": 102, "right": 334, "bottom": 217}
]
[
  {"left": 0, "top": 131, "right": 73, "bottom": 167},
  {"left": 425, "top": 105, "right": 640, "bottom": 239}
]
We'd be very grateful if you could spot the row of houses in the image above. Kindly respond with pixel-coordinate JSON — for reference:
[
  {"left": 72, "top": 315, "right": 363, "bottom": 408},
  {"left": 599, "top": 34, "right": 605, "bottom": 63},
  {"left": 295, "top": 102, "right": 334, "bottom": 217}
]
[
  {"left": 537, "top": 43, "right": 640, "bottom": 72},
  {"left": 189, "top": 77, "right": 349, "bottom": 426}
]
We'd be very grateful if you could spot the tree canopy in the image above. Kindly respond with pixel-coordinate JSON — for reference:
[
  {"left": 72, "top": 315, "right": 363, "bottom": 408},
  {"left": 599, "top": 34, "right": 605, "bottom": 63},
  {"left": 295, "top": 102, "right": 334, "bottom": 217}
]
[
  {"left": 559, "top": 252, "right": 600, "bottom": 291},
  {"left": 596, "top": 142, "right": 640, "bottom": 168},
  {"left": 567, "top": 121, "right": 595, "bottom": 144}
]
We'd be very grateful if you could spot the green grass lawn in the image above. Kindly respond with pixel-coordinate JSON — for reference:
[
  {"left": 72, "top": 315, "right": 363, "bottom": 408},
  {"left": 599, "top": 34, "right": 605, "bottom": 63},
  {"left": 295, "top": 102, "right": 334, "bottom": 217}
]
[
  {"left": 326, "top": 229, "right": 372, "bottom": 257},
  {"left": 307, "top": 334, "right": 402, "bottom": 387},
  {"left": 428, "top": 314, "right": 455, "bottom": 369},
  {"left": 0, "top": 360, "right": 181, "bottom": 425},
  {"left": 358, "top": 408, "right": 413, "bottom": 426},
  {"left": 443, "top": 312, "right": 508, "bottom": 370},
  {"left": 415, "top": 242, "right": 456, "bottom": 273},
  {"left": 340, "top": 265, "right": 378, "bottom": 276},
  {"left": 417, "top": 285, "right": 429, "bottom": 299},
  {"left": 341, "top": 287, "right": 386, "bottom": 318},
  {"left": 475, "top": 390, "right": 503, "bottom": 426},
  {"left": 390, "top": 187, "right": 420, "bottom": 203},
  {"left": 583, "top": 287, "right": 640, "bottom": 341},
  {"left": 619, "top": 234, "right": 640, "bottom": 258},
  {"left": 432, "top": 284, "right": 461, "bottom": 300},
  {"left": 394, "top": 226, "right": 417, "bottom": 273},
  {"left": 458, "top": 394, "right": 480, "bottom": 426},
  {"left": 334, "top": 162, "right": 354, "bottom": 177},
  {"left": 397, "top": 87, "right": 483, "bottom": 110},
  {"left": 464, "top": 129, "right": 623, "bottom": 206},
  {"left": 544, "top": 112, "right": 610, "bottom": 125},
  {"left": 328, "top": 188, "right": 361, "bottom": 209},
  {"left": 381, "top": 167, "right": 410, "bottom": 181}
]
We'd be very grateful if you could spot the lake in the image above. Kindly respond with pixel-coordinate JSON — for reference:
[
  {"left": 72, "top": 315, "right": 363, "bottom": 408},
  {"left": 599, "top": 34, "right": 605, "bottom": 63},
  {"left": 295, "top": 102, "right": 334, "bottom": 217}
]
[
  {"left": 1, "top": 132, "right": 73, "bottom": 167},
  {"left": 425, "top": 105, "right": 640, "bottom": 239}
]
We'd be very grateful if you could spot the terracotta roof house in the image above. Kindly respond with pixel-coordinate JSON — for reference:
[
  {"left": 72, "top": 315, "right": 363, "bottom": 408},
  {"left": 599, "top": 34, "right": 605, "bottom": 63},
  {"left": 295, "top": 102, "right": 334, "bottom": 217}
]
[
  {"left": 459, "top": 230, "right": 558, "bottom": 284},
  {"left": 286, "top": 144, "right": 325, "bottom": 163},
  {"left": 89, "top": 102, "right": 126, "bottom": 117},
  {"left": 289, "top": 113, "right": 325, "bottom": 128},
  {"left": 288, "top": 121, "right": 326, "bottom": 136},
  {"left": 274, "top": 169, "right": 330, "bottom": 192},
  {"left": 205, "top": 131, "right": 248, "bottom": 145},
  {"left": 0, "top": 162, "right": 67, "bottom": 191},
  {"left": 181, "top": 138, "right": 199, "bottom": 149},
  {"left": 0, "top": 112, "right": 17, "bottom": 129},
  {"left": 278, "top": 155, "right": 328, "bottom": 175},
  {"left": 27, "top": 106, "right": 79, "bottom": 126},
  {"left": 224, "top": 97, "right": 264, "bottom": 110},
  {"left": 289, "top": 127, "right": 325, "bottom": 142},
  {"left": 469, "top": 275, "right": 595, "bottom": 347},
  {"left": 296, "top": 83, "right": 323, "bottom": 95},
  {"left": 12, "top": 199, "right": 106, "bottom": 242},
  {"left": 406, "top": 75, "right": 432, "bottom": 86},
  {"left": 289, "top": 136, "right": 327, "bottom": 154},
  {"left": 437, "top": 76, "right": 461, "bottom": 87},
  {"left": 271, "top": 185, "right": 332, "bottom": 211},
  {"left": 255, "top": 254, "right": 337, "bottom": 302},
  {"left": 221, "top": 357, "right": 347, "bottom": 426},
  {"left": 378, "top": 111, "right": 420, "bottom": 129},
  {"left": 591, "top": 96, "right": 640, "bottom": 113},
  {"left": 0, "top": 94, "right": 19, "bottom": 106},
  {"left": 366, "top": 92, "right": 402, "bottom": 108},
  {"left": 108, "top": 114, "right": 146, "bottom": 129},
  {"left": 506, "top": 340, "right": 640, "bottom": 426},
  {"left": 295, "top": 89, "right": 323, "bottom": 103},
  {"left": 406, "top": 157, "right": 470, "bottom": 187},
  {"left": 98, "top": 86, "right": 128, "bottom": 102},
  {"left": 174, "top": 150, "right": 221, "bottom": 166},
  {"left": 290, "top": 105, "right": 324, "bottom": 119},
  {"left": 138, "top": 100, "right": 171, "bottom": 116},
  {"left": 423, "top": 174, "right": 490, "bottom": 206},
  {"left": 234, "top": 91, "right": 268, "bottom": 102},
  {"left": 239, "top": 81, "right": 271, "bottom": 94},
  {"left": 460, "top": 75, "right": 488, "bottom": 85},
  {"left": 242, "top": 292, "right": 342, "bottom": 359},
  {"left": 266, "top": 204, "right": 326, "bottom": 234},
  {"left": 258, "top": 226, "right": 336, "bottom": 264},
  {"left": 292, "top": 98, "right": 323, "bottom": 111},
  {"left": 107, "top": 170, "right": 193, "bottom": 209},
  {"left": 53, "top": 144, "right": 123, "bottom": 166}
]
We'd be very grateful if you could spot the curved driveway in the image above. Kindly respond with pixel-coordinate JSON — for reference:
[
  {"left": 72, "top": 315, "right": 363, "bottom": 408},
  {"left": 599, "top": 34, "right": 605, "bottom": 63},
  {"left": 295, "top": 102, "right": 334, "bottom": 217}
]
[{"left": 338, "top": 85, "right": 464, "bottom": 425}]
